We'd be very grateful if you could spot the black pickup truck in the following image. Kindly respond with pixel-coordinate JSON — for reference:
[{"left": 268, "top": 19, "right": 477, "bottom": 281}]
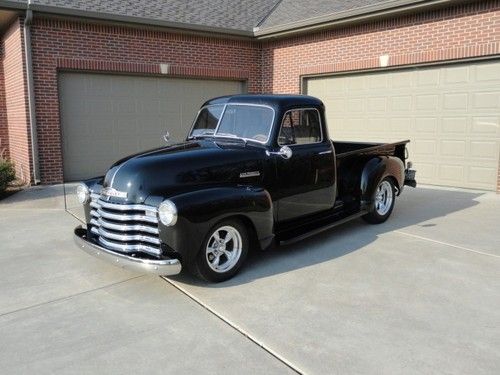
[{"left": 74, "top": 95, "right": 416, "bottom": 282}]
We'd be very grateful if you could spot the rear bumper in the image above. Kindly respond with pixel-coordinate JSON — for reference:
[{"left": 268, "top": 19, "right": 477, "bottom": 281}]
[
  {"left": 74, "top": 226, "right": 182, "bottom": 276},
  {"left": 404, "top": 169, "right": 417, "bottom": 188}
]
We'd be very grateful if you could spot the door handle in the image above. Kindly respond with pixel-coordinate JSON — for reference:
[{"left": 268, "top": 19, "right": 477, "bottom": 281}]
[{"left": 318, "top": 150, "right": 332, "bottom": 155}]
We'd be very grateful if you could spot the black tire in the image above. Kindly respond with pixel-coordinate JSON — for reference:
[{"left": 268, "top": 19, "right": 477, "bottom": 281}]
[
  {"left": 362, "top": 177, "right": 396, "bottom": 224},
  {"left": 191, "top": 219, "right": 249, "bottom": 282}
]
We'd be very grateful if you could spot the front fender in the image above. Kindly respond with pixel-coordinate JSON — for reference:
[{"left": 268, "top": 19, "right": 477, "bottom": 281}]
[
  {"left": 360, "top": 156, "right": 404, "bottom": 209},
  {"left": 159, "top": 186, "right": 274, "bottom": 263}
]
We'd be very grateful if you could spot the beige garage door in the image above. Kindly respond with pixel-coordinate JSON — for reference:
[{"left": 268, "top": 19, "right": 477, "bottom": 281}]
[
  {"left": 306, "top": 60, "right": 500, "bottom": 190},
  {"left": 59, "top": 73, "right": 244, "bottom": 181}
]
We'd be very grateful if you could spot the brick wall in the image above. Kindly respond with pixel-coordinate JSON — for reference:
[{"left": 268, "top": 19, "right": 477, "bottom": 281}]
[
  {"left": 0, "top": 47, "right": 8, "bottom": 158},
  {"left": 30, "top": 18, "right": 262, "bottom": 183},
  {"left": 1, "top": 18, "right": 31, "bottom": 182},
  {"left": 262, "top": 1, "right": 500, "bottom": 93}
]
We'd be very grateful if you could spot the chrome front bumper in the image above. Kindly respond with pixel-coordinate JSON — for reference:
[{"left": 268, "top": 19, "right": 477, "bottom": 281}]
[{"left": 74, "top": 226, "right": 181, "bottom": 276}]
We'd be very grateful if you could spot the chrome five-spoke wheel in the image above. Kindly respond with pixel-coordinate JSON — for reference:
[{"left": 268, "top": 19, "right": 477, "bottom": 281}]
[
  {"left": 374, "top": 180, "right": 393, "bottom": 216},
  {"left": 193, "top": 219, "right": 249, "bottom": 282},
  {"left": 206, "top": 225, "right": 243, "bottom": 273},
  {"left": 362, "top": 177, "right": 396, "bottom": 224}
]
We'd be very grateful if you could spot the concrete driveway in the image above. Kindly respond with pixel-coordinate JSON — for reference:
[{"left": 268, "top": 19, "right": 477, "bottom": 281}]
[{"left": 0, "top": 185, "right": 498, "bottom": 374}]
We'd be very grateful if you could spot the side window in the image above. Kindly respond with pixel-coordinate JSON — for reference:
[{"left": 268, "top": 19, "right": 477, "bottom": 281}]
[{"left": 278, "top": 109, "right": 322, "bottom": 145}]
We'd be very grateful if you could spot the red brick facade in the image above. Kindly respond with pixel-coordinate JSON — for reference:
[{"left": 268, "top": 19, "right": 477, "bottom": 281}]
[
  {"left": 0, "top": 50, "right": 8, "bottom": 158},
  {"left": 1, "top": 18, "right": 31, "bottom": 182},
  {"left": 0, "top": 1, "right": 499, "bottom": 189}
]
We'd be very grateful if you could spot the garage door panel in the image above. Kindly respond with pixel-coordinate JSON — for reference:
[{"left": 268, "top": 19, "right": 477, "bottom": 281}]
[
  {"left": 444, "top": 66, "right": 469, "bottom": 83},
  {"left": 440, "top": 140, "right": 466, "bottom": 157},
  {"left": 471, "top": 117, "right": 499, "bottom": 134},
  {"left": 443, "top": 93, "right": 468, "bottom": 110},
  {"left": 306, "top": 60, "right": 500, "bottom": 190},
  {"left": 472, "top": 91, "right": 500, "bottom": 110},
  {"left": 415, "top": 117, "right": 438, "bottom": 133},
  {"left": 390, "top": 117, "right": 412, "bottom": 132},
  {"left": 439, "top": 164, "right": 464, "bottom": 182},
  {"left": 417, "top": 69, "right": 440, "bottom": 86},
  {"left": 442, "top": 117, "right": 467, "bottom": 134},
  {"left": 476, "top": 62, "right": 500, "bottom": 82},
  {"left": 390, "top": 71, "right": 413, "bottom": 87},
  {"left": 468, "top": 166, "right": 497, "bottom": 186},
  {"left": 470, "top": 141, "right": 499, "bottom": 160},
  {"left": 59, "top": 73, "right": 243, "bottom": 181},
  {"left": 416, "top": 94, "right": 439, "bottom": 111},
  {"left": 390, "top": 96, "right": 411, "bottom": 111}
]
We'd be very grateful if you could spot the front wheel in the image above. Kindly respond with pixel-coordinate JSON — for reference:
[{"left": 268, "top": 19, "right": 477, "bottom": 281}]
[
  {"left": 192, "top": 219, "right": 249, "bottom": 282},
  {"left": 362, "top": 178, "right": 396, "bottom": 224}
]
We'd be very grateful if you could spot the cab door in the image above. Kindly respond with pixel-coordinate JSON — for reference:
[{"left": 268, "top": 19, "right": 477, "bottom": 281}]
[{"left": 274, "top": 108, "right": 336, "bottom": 222}]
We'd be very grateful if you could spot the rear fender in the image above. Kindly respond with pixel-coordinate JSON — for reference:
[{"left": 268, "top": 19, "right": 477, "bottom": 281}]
[
  {"left": 360, "top": 156, "right": 405, "bottom": 209},
  {"left": 162, "top": 186, "right": 274, "bottom": 262}
]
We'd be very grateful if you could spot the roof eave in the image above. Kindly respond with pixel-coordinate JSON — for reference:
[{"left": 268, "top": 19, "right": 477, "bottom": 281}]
[
  {"left": 0, "top": 1, "right": 254, "bottom": 38},
  {"left": 254, "top": 0, "right": 461, "bottom": 39}
]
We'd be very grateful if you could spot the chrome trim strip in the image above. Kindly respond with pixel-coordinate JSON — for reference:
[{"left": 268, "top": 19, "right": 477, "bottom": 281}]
[
  {"left": 91, "top": 199, "right": 158, "bottom": 213},
  {"left": 95, "top": 226, "right": 160, "bottom": 245},
  {"left": 91, "top": 218, "right": 159, "bottom": 235},
  {"left": 75, "top": 226, "right": 181, "bottom": 276},
  {"left": 94, "top": 208, "right": 158, "bottom": 224},
  {"left": 109, "top": 160, "right": 128, "bottom": 188},
  {"left": 187, "top": 103, "right": 225, "bottom": 140},
  {"left": 90, "top": 227, "right": 161, "bottom": 255}
]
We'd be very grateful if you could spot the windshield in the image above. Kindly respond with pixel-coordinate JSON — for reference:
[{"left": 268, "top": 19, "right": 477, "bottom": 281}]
[{"left": 190, "top": 104, "right": 274, "bottom": 143}]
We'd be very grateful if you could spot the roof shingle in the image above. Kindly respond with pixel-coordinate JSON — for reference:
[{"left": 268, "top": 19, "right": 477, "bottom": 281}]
[{"left": 1, "top": 0, "right": 437, "bottom": 35}]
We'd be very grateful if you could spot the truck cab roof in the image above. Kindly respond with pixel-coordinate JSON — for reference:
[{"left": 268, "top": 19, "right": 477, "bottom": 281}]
[{"left": 203, "top": 94, "right": 325, "bottom": 111}]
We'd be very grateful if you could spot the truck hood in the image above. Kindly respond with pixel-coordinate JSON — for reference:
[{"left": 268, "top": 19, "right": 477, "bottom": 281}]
[{"left": 100, "top": 139, "right": 265, "bottom": 204}]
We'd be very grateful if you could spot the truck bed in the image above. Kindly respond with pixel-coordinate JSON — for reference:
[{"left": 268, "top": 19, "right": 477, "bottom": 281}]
[{"left": 333, "top": 140, "right": 410, "bottom": 159}]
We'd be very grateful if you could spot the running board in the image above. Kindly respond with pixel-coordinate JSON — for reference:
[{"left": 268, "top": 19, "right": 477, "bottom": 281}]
[{"left": 279, "top": 210, "right": 368, "bottom": 246}]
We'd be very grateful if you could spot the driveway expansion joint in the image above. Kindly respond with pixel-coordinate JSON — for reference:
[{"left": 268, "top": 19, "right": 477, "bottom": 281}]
[
  {"left": 0, "top": 275, "right": 144, "bottom": 318},
  {"left": 394, "top": 230, "right": 500, "bottom": 259},
  {"left": 162, "top": 276, "right": 305, "bottom": 375}
]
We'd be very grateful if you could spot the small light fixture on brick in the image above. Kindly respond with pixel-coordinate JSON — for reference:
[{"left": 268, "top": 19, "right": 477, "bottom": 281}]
[
  {"left": 379, "top": 54, "right": 389, "bottom": 67},
  {"left": 160, "top": 63, "right": 171, "bottom": 74}
]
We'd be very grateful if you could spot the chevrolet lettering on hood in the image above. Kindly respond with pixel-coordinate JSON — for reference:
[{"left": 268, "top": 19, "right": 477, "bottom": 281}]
[
  {"left": 100, "top": 187, "right": 127, "bottom": 200},
  {"left": 73, "top": 94, "right": 416, "bottom": 283}
]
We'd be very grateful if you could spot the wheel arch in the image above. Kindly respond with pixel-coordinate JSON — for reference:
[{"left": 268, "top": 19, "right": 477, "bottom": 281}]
[
  {"left": 360, "top": 156, "right": 404, "bottom": 210},
  {"left": 164, "top": 186, "right": 274, "bottom": 263}
]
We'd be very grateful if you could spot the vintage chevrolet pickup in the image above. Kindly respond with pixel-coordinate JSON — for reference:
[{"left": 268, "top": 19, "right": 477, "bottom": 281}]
[{"left": 74, "top": 95, "right": 416, "bottom": 282}]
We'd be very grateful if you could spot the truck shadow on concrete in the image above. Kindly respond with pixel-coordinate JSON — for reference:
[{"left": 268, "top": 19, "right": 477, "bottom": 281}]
[{"left": 172, "top": 186, "right": 484, "bottom": 287}]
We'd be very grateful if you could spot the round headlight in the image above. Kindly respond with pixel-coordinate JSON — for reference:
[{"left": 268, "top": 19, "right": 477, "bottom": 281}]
[
  {"left": 76, "top": 183, "right": 90, "bottom": 204},
  {"left": 158, "top": 200, "right": 177, "bottom": 226}
]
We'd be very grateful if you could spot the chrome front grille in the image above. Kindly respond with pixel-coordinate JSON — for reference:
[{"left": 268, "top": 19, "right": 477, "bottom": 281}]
[{"left": 89, "top": 194, "right": 161, "bottom": 256}]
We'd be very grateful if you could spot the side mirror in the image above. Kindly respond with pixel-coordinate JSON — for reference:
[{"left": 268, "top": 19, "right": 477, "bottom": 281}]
[
  {"left": 279, "top": 145, "right": 292, "bottom": 159},
  {"left": 266, "top": 145, "right": 293, "bottom": 159}
]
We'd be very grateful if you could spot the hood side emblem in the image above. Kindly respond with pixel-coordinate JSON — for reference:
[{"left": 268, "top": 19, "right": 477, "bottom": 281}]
[
  {"left": 163, "top": 131, "right": 170, "bottom": 144},
  {"left": 240, "top": 171, "right": 260, "bottom": 178},
  {"left": 101, "top": 187, "right": 128, "bottom": 200}
]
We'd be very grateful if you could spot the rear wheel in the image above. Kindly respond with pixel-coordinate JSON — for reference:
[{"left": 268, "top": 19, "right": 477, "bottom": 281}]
[
  {"left": 192, "top": 219, "right": 249, "bottom": 282},
  {"left": 362, "top": 178, "right": 396, "bottom": 224}
]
